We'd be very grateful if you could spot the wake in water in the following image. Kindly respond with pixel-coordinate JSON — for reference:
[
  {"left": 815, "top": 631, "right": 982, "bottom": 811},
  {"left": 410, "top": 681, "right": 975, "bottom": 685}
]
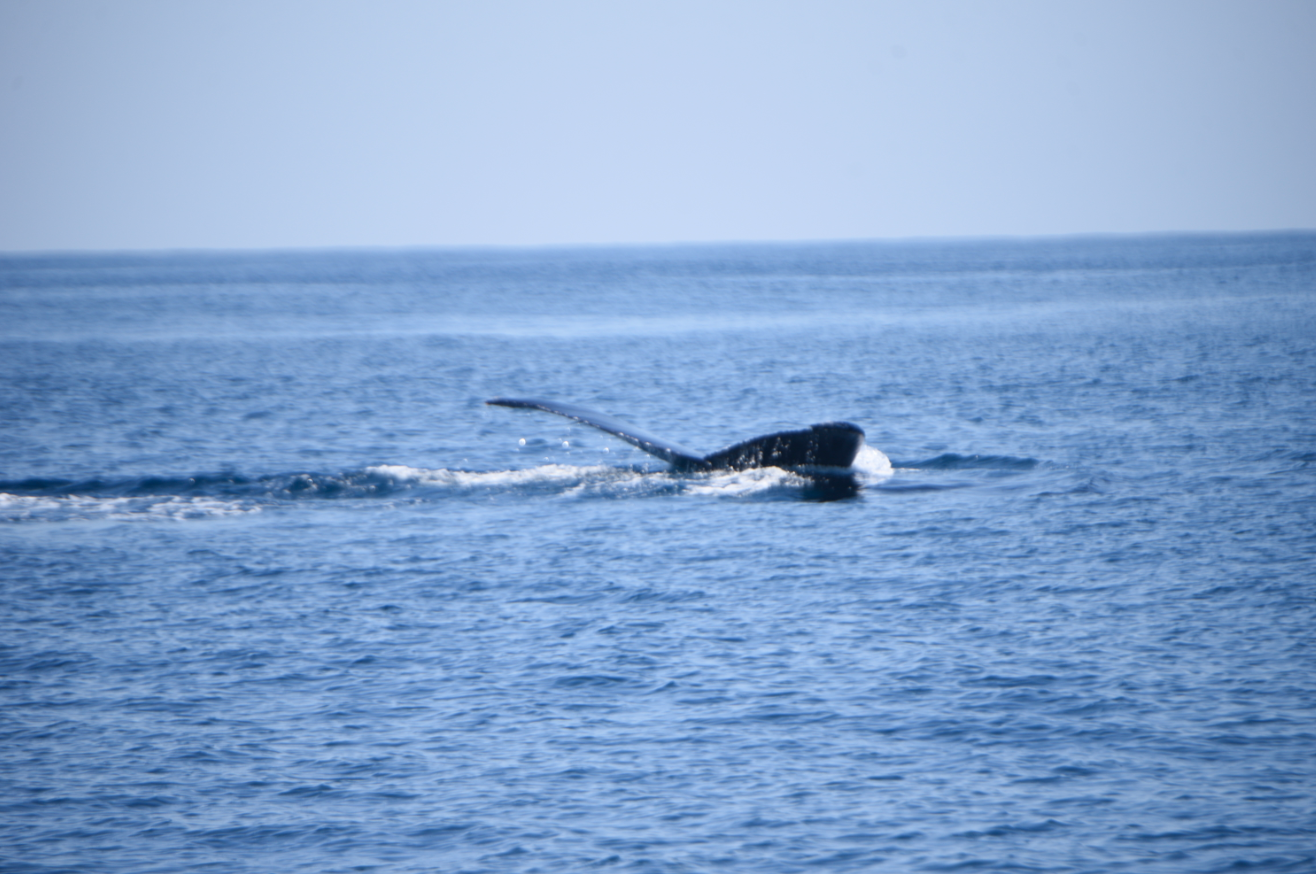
[
  {"left": 0, "top": 446, "right": 1058, "bottom": 523},
  {"left": 0, "top": 447, "right": 899, "bottom": 522}
]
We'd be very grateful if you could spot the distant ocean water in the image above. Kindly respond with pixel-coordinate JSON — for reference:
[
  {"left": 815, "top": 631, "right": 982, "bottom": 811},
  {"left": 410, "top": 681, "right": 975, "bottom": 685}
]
[{"left": 1, "top": 234, "right": 1314, "bottom": 873}]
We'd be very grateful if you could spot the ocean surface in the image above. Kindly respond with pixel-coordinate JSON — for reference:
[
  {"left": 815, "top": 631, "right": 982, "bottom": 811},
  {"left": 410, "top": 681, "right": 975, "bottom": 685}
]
[{"left": 1, "top": 234, "right": 1314, "bottom": 873}]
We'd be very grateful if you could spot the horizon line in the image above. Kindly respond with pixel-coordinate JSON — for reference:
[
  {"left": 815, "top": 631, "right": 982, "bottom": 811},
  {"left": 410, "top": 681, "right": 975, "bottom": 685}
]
[{"left": 3, "top": 228, "right": 1315, "bottom": 260}]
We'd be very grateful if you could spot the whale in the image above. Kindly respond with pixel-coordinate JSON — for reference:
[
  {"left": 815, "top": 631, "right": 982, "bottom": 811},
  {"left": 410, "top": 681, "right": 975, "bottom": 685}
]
[{"left": 486, "top": 397, "right": 865, "bottom": 472}]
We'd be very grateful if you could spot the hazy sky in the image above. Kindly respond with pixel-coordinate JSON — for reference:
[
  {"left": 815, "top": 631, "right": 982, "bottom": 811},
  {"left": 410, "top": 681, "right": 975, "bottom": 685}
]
[{"left": 2, "top": 1, "right": 1313, "bottom": 251}]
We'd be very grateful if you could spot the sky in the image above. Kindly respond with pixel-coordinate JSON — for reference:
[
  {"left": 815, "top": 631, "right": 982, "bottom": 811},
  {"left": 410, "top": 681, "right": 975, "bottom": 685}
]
[{"left": 1, "top": 0, "right": 1314, "bottom": 252}]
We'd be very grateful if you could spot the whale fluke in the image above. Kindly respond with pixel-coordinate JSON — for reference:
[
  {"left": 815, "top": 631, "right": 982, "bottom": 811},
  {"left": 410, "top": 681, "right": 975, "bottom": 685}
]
[{"left": 486, "top": 397, "right": 865, "bottom": 472}]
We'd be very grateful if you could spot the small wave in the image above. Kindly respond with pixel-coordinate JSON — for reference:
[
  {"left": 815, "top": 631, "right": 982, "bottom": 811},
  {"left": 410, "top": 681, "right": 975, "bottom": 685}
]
[{"left": 895, "top": 452, "right": 1038, "bottom": 471}]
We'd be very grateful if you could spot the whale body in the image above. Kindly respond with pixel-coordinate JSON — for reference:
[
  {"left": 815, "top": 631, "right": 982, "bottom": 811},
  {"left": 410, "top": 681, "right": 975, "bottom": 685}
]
[{"left": 486, "top": 397, "right": 865, "bottom": 472}]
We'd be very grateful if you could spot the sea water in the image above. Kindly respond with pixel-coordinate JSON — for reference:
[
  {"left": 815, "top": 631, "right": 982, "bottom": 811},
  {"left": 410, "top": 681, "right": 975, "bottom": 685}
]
[{"left": 1, "top": 235, "right": 1314, "bottom": 873}]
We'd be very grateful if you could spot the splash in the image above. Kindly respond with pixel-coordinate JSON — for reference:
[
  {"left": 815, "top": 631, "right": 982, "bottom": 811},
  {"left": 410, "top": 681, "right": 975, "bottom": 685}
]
[
  {"left": 682, "top": 466, "right": 805, "bottom": 497},
  {"left": 853, "top": 445, "right": 894, "bottom": 479}
]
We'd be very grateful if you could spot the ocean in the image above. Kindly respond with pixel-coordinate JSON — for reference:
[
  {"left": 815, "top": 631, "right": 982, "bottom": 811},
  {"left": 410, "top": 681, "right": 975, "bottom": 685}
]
[{"left": 2, "top": 234, "right": 1314, "bottom": 873}]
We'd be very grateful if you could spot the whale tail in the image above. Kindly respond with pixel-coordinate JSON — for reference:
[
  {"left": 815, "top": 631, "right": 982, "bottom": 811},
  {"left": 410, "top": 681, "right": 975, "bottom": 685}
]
[{"left": 486, "top": 398, "right": 864, "bottom": 471}]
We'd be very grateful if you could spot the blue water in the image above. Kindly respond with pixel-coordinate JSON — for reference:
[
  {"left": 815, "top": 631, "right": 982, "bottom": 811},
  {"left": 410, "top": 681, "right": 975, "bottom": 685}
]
[{"left": 2, "top": 235, "right": 1314, "bottom": 873}]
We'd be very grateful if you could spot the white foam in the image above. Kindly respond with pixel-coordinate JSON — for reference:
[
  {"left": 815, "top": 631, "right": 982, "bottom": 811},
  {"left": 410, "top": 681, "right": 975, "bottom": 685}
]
[
  {"left": 366, "top": 462, "right": 621, "bottom": 489},
  {"left": 683, "top": 466, "right": 803, "bottom": 497},
  {"left": 0, "top": 493, "right": 261, "bottom": 523}
]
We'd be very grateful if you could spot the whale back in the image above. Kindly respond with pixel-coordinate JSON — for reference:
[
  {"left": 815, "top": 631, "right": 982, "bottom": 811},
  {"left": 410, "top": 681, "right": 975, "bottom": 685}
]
[{"left": 701, "top": 422, "right": 865, "bottom": 471}]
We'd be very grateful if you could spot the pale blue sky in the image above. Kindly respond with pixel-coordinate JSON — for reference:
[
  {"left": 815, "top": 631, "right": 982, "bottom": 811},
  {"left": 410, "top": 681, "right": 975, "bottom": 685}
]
[{"left": 2, "top": 0, "right": 1313, "bottom": 251}]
